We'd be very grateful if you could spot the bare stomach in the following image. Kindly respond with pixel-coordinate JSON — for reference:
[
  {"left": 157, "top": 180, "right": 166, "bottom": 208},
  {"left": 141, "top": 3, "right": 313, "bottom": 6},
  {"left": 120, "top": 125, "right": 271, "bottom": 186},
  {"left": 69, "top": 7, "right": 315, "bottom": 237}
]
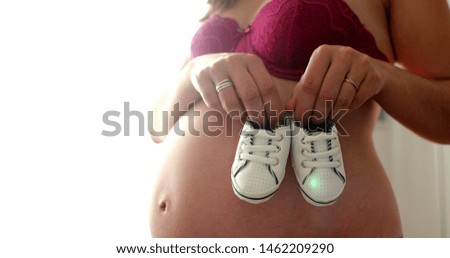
[{"left": 149, "top": 78, "right": 402, "bottom": 237}]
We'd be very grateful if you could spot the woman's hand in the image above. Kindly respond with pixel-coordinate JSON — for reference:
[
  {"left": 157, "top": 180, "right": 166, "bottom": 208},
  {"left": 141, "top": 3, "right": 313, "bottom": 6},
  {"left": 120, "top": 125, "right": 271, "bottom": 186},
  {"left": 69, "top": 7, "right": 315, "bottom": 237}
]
[
  {"left": 286, "top": 45, "right": 386, "bottom": 125},
  {"left": 189, "top": 53, "right": 284, "bottom": 126}
]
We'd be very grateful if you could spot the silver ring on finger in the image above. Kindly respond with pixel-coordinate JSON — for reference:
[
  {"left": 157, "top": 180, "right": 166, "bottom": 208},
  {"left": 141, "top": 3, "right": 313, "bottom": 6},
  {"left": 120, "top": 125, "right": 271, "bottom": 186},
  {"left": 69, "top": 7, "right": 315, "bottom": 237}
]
[
  {"left": 344, "top": 77, "right": 359, "bottom": 91},
  {"left": 215, "top": 79, "right": 234, "bottom": 93}
]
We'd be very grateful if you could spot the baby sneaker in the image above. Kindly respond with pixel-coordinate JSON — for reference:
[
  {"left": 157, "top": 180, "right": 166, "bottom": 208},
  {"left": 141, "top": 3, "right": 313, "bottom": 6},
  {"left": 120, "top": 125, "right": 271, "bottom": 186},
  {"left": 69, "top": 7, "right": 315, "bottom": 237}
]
[
  {"left": 291, "top": 118, "right": 346, "bottom": 206},
  {"left": 231, "top": 119, "right": 291, "bottom": 204}
]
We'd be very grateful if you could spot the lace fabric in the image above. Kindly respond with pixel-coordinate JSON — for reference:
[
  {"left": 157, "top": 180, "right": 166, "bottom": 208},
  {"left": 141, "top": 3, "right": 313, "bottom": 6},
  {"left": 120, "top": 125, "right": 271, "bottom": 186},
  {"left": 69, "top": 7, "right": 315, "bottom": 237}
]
[{"left": 190, "top": 0, "right": 388, "bottom": 81}]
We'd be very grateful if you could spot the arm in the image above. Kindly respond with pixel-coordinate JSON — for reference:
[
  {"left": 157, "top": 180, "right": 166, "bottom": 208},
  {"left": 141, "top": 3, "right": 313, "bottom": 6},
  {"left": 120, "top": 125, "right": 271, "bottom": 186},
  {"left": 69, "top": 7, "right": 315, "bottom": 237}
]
[
  {"left": 374, "top": 61, "right": 450, "bottom": 144},
  {"left": 287, "top": 0, "right": 450, "bottom": 144},
  {"left": 151, "top": 53, "right": 284, "bottom": 143},
  {"left": 374, "top": 0, "right": 450, "bottom": 144},
  {"left": 150, "top": 58, "right": 201, "bottom": 144}
]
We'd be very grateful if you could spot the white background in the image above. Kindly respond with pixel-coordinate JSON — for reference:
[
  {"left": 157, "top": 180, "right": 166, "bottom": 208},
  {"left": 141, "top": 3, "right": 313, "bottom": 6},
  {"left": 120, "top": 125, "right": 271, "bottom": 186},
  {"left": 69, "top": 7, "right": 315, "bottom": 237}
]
[
  {"left": 0, "top": 1, "right": 206, "bottom": 257},
  {"left": 1, "top": 1, "right": 450, "bottom": 257}
]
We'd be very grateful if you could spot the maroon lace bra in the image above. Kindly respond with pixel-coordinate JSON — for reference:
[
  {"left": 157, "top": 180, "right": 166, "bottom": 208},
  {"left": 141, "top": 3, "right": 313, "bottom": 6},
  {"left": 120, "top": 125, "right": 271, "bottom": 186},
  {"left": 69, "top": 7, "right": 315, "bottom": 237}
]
[{"left": 190, "top": 0, "right": 388, "bottom": 81}]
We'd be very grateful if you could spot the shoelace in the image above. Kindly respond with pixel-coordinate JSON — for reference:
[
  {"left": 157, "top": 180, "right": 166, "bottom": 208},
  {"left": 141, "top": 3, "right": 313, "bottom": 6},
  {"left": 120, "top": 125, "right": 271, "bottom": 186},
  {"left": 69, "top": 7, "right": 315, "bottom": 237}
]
[
  {"left": 301, "top": 133, "right": 341, "bottom": 169},
  {"left": 239, "top": 132, "right": 283, "bottom": 166}
]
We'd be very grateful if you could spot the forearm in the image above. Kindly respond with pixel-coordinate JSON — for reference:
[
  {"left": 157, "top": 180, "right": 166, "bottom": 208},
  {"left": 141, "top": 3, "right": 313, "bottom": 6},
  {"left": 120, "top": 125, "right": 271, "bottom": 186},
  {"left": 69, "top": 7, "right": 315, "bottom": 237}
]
[
  {"left": 151, "top": 62, "right": 201, "bottom": 143},
  {"left": 374, "top": 60, "right": 450, "bottom": 144}
]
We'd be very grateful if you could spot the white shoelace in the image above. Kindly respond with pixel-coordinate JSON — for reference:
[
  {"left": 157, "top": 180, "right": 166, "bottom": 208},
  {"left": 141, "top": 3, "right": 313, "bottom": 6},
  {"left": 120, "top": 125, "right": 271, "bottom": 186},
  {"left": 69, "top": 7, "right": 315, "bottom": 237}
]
[
  {"left": 302, "top": 133, "right": 341, "bottom": 169},
  {"left": 239, "top": 132, "right": 282, "bottom": 166}
]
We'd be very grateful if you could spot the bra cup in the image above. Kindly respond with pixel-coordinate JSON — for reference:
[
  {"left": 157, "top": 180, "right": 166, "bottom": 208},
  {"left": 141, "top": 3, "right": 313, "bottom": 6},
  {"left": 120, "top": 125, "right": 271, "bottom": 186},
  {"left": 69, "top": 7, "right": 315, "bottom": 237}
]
[
  {"left": 249, "top": 0, "right": 303, "bottom": 71},
  {"left": 190, "top": 15, "right": 242, "bottom": 59}
]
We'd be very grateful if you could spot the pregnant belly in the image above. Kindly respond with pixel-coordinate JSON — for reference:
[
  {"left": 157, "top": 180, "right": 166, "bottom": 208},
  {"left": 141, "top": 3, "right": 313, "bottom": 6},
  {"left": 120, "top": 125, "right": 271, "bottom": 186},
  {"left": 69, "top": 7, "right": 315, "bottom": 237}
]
[{"left": 149, "top": 101, "right": 402, "bottom": 237}]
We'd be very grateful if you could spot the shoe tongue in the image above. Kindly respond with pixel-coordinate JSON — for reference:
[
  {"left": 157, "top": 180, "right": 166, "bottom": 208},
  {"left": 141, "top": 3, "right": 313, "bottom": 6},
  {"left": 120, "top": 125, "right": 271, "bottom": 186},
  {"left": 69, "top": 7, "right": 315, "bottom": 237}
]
[
  {"left": 246, "top": 120, "right": 262, "bottom": 129},
  {"left": 242, "top": 121, "right": 274, "bottom": 157},
  {"left": 305, "top": 118, "right": 333, "bottom": 136},
  {"left": 310, "top": 136, "right": 330, "bottom": 163},
  {"left": 305, "top": 119, "right": 334, "bottom": 162},
  {"left": 243, "top": 124, "right": 275, "bottom": 138},
  {"left": 245, "top": 120, "right": 275, "bottom": 133}
]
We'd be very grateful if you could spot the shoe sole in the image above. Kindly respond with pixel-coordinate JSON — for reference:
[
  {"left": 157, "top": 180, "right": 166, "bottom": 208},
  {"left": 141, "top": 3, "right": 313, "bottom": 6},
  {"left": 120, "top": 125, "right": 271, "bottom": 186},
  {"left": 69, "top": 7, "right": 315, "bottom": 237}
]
[
  {"left": 231, "top": 183, "right": 278, "bottom": 204},
  {"left": 299, "top": 187, "right": 340, "bottom": 207}
]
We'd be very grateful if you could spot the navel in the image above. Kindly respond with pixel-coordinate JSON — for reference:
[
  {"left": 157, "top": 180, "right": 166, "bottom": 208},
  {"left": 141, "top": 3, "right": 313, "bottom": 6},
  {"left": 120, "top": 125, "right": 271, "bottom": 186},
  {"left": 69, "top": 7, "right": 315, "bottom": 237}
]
[{"left": 159, "top": 200, "right": 168, "bottom": 212}]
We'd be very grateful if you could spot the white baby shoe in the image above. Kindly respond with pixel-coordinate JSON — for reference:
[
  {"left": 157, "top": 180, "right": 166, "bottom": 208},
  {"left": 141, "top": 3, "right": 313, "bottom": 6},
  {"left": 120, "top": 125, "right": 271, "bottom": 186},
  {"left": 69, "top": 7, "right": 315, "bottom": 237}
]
[
  {"left": 291, "top": 119, "right": 346, "bottom": 206},
  {"left": 231, "top": 120, "right": 291, "bottom": 204}
]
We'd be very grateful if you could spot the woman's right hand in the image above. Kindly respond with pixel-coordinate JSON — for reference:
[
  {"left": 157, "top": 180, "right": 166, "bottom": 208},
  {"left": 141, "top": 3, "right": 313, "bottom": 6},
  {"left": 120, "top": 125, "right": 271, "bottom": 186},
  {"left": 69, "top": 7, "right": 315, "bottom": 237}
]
[{"left": 188, "top": 53, "right": 284, "bottom": 126}]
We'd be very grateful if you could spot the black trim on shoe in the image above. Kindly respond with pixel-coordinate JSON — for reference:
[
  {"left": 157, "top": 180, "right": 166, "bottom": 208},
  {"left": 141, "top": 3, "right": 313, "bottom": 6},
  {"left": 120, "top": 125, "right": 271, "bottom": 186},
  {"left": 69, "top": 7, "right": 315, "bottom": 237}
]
[
  {"left": 268, "top": 166, "right": 279, "bottom": 185},
  {"left": 302, "top": 167, "right": 314, "bottom": 185},
  {"left": 334, "top": 168, "right": 346, "bottom": 183},
  {"left": 233, "top": 160, "right": 248, "bottom": 178},
  {"left": 327, "top": 139, "right": 333, "bottom": 162},
  {"left": 232, "top": 184, "right": 278, "bottom": 202},
  {"left": 266, "top": 139, "right": 272, "bottom": 159},
  {"left": 235, "top": 157, "right": 279, "bottom": 185},
  {"left": 301, "top": 167, "right": 345, "bottom": 185},
  {"left": 304, "top": 118, "right": 334, "bottom": 134},
  {"left": 300, "top": 138, "right": 345, "bottom": 185},
  {"left": 233, "top": 133, "right": 254, "bottom": 178},
  {"left": 300, "top": 187, "right": 339, "bottom": 206},
  {"left": 235, "top": 133, "right": 280, "bottom": 185},
  {"left": 266, "top": 138, "right": 279, "bottom": 185}
]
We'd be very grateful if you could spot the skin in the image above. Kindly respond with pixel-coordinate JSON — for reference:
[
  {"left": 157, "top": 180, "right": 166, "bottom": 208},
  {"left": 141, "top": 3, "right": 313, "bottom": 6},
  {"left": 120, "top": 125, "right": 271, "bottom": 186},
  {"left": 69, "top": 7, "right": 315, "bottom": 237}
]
[{"left": 149, "top": 0, "right": 450, "bottom": 237}]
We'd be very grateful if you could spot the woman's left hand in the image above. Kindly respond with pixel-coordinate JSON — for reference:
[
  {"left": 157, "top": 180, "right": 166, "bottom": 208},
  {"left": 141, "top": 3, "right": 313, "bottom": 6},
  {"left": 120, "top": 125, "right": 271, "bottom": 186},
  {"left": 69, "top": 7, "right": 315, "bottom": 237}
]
[{"left": 286, "top": 44, "right": 386, "bottom": 125}]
